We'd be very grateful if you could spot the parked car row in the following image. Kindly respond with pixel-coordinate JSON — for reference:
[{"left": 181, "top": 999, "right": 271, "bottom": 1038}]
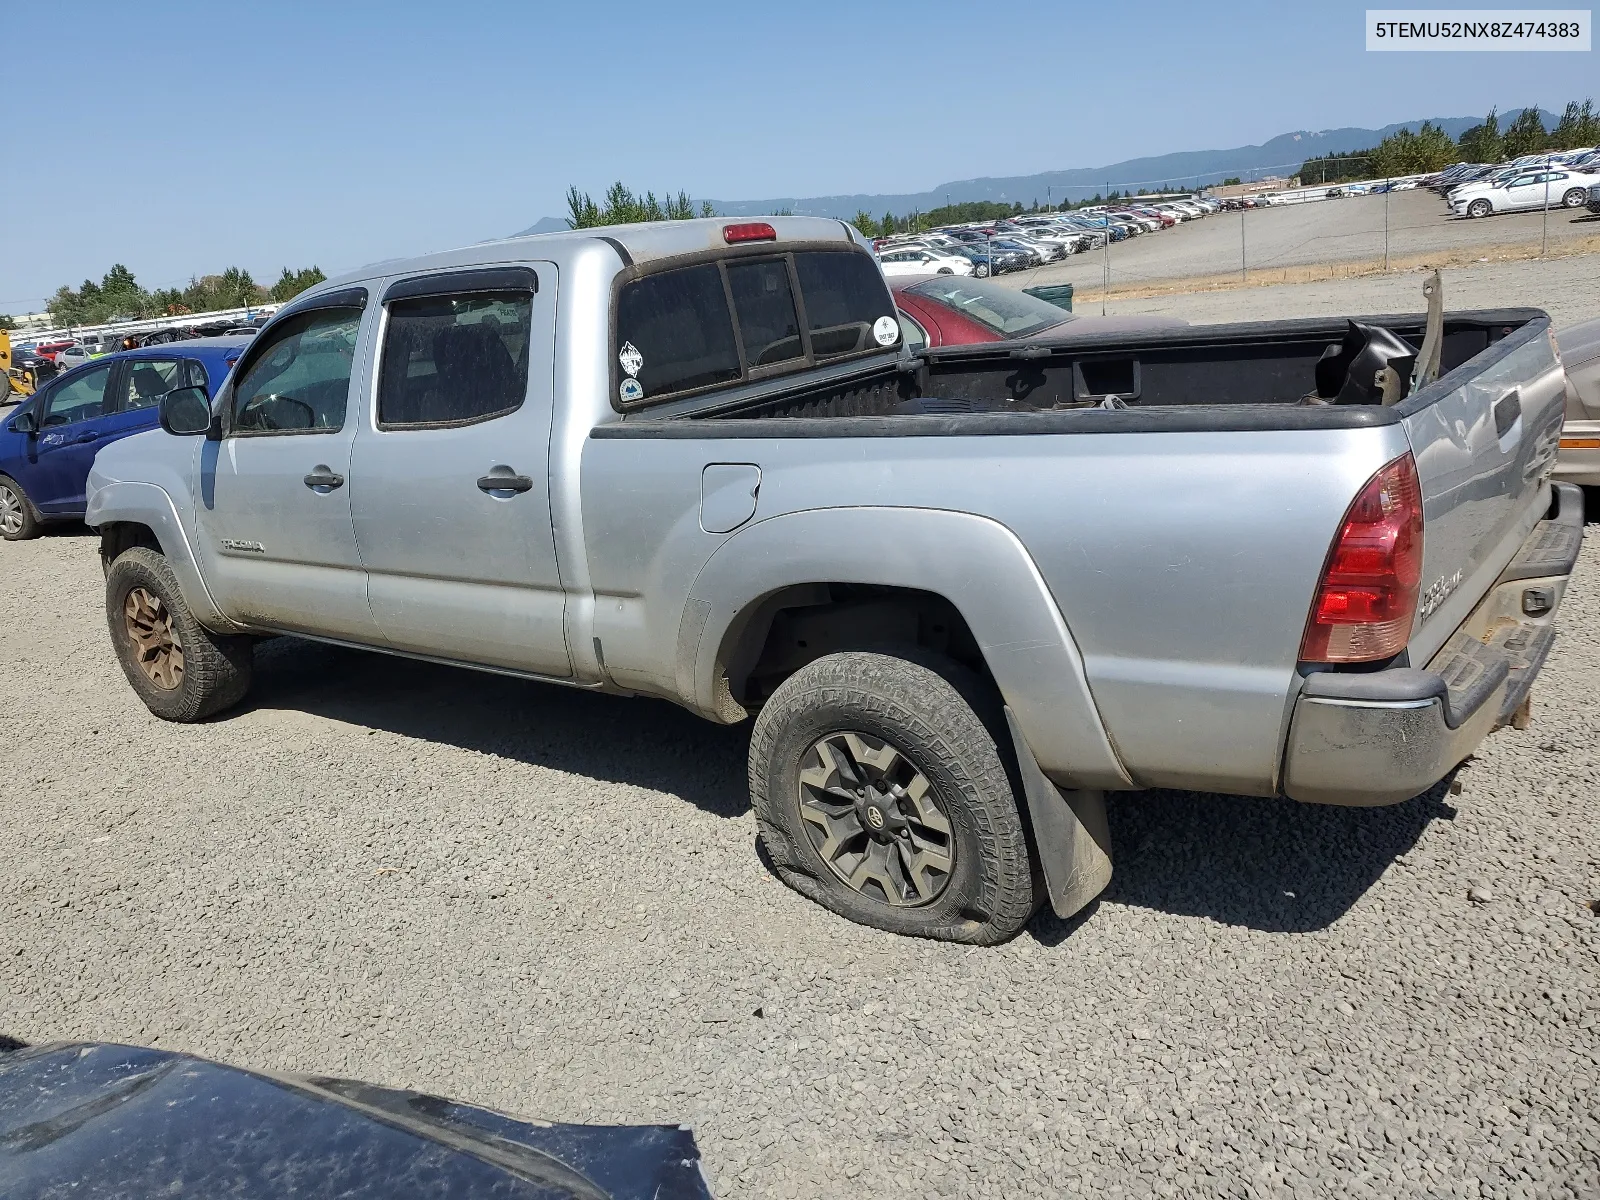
[
  {"left": 0, "top": 338, "right": 249, "bottom": 539},
  {"left": 873, "top": 196, "right": 1223, "bottom": 275},
  {"left": 1423, "top": 149, "right": 1600, "bottom": 219}
]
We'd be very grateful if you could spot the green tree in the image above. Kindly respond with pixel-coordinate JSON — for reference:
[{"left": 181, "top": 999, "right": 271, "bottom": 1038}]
[
  {"left": 1501, "top": 107, "right": 1548, "bottom": 159},
  {"left": 1220, "top": 177, "right": 1242, "bottom": 187},
  {"left": 212, "top": 267, "right": 259, "bottom": 309},
  {"left": 1456, "top": 109, "right": 1502, "bottom": 162},
  {"left": 1549, "top": 99, "right": 1599, "bottom": 150},
  {"left": 564, "top": 182, "right": 715, "bottom": 228},
  {"left": 1371, "top": 121, "right": 1457, "bottom": 177},
  {"left": 0, "top": 314, "right": 16, "bottom": 331},
  {"left": 270, "top": 266, "right": 326, "bottom": 303},
  {"left": 851, "top": 210, "right": 878, "bottom": 237}
]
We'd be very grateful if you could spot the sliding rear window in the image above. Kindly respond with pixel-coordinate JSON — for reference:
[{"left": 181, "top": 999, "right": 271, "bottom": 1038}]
[{"left": 614, "top": 247, "right": 896, "bottom": 409}]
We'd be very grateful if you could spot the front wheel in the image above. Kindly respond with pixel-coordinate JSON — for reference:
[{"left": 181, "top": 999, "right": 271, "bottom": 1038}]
[
  {"left": 748, "top": 650, "right": 1040, "bottom": 944},
  {"left": 105, "top": 546, "right": 254, "bottom": 721},
  {"left": 937, "top": 267, "right": 953, "bottom": 275},
  {"left": 1468, "top": 198, "right": 1492, "bottom": 218},
  {"left": 0, "top": 475, "right": 40, "bottom": 541},
  {"left": 973, "top": 263, "right": 990, "bottom": 277},
  {"left": 1561, "top": 187, "right": 1586, "bottom": 208}
]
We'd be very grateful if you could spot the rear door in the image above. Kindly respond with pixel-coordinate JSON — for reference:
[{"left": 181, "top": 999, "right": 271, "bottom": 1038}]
[
  {"left": 102, "top": 354, "right": 205, "bottom": 441},
  {"left": 29, "top": 361, "right": 119, "bottom": 514},
  {"left": 349, "top": 265, "right": 570, "bottom": 677}
]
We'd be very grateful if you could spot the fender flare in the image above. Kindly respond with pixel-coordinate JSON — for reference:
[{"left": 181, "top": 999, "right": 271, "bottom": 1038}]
[
  {"left": 683, "top": 506, "right": 1132, "bottom": 790},
  {"left": 86, "top": 481, "right": 233, "bottom": 630}
]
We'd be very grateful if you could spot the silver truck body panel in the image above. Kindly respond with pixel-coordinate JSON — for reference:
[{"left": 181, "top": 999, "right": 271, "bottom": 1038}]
[
  {"left": 1555, "top": 315, "right": 1600, "bottom": 485},
  {"left": 349, "top": 264, "right": 569, "bottom": 676},
  {"left": 84, "top": 217, "right": 1578, "bottom": 814}
]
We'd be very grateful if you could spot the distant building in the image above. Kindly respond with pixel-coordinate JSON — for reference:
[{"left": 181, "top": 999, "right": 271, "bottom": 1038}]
[{"left": 1209, "top": 177, "right": 1296, "bottom": 198}]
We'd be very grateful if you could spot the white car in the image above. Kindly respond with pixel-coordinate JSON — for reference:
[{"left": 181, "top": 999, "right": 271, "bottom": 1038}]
[
  {"left": 878, "top": 247, "right": 975, "bottom": 277},
  {"left": 1451, "top": 169, "right": 1600, "bottom": 217},
  {"left": 54, "top": 344, "right": 93, "bottom": 371}
]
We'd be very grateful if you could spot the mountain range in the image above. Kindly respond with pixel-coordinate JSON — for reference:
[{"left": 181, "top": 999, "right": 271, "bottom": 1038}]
[{"left": 515, "top": 110, "right": 1557, "bottom": 235}]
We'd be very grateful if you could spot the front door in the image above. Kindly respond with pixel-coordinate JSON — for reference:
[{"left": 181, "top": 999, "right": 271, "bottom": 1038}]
[
  {"left": 29, "top": 361, "right": 118, "bottom": 514},
  {"left": 349, "top": 265, "right": 569, "bottom": 677},
  {"left": 194, "top": 295, "right": 382, "bottom": 642}
]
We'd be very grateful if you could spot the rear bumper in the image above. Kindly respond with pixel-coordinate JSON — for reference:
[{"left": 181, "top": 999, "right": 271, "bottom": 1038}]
[{"left": 1282, "top": 482, "right": 1584, "bottom": 806}]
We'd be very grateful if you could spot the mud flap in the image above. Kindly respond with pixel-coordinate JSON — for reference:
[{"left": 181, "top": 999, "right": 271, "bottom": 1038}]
[{"left": 1004, "top": 706, "right": 1113, "bottom": 919}]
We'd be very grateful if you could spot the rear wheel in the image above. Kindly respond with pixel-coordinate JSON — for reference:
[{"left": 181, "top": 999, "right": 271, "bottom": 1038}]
[
  {"left": 1468, "top": 198, "right": 1492, "bottom": 218},
  {"left": 1561, "top": 187, "right": 1586, "bottom": 208},
  {"left": 105, "top": 546, "right": 253, "bottom": 721},
  {"left": 748, "top": 650, "right": 1039, "bottom": 944},
  {"left": 0, "top": 475, "right": 40, "bottom": 541}
]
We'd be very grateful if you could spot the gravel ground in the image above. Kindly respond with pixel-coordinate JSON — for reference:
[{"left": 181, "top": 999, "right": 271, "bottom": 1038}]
[
  {"left": 4, "top": 319, "right": 1600, "bottom": 1198},
  {"left": 1001, "top": 190, "right": 1600, "bottom": 293},
  {"left": 1093, "top": 254, "right": 1600, "bottom": 330}
]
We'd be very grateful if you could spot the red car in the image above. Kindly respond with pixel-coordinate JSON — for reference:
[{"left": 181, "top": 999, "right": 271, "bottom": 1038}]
[{"left": 890, "top": 276, "right": 1183, "bottom": 347}]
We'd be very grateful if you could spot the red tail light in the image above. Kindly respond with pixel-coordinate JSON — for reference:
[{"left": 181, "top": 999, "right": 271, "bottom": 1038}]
[
  {"left": 1300, "top": 453, "right": 1424, "bottom": 663},
  {"left": 723, "top": 222, "right": 776, "bottom": 243}
]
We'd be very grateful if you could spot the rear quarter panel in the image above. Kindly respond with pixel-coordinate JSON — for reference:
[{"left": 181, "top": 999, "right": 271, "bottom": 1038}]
[{"left": 581, "top": 422, "right": 1409, "bottom": 796}]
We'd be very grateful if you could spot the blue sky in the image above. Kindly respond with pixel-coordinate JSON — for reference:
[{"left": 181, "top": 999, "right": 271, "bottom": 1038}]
[{"left": 4, "top": 0, "right": 1595, "bottom": 313}]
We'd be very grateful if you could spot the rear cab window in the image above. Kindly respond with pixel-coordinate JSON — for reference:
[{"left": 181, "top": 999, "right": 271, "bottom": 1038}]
[
  {"left": 614, "top": 246, "right": 897, "bottom": 410},
  {"left": 378, "top": 291, "right": 533, "bottom": 428}
]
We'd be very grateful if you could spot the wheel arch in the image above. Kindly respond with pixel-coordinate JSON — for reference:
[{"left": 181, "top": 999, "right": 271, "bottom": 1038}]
[
  {"left": 682, "top": 506, "right": 1132, "bottom": 790},
  {"left": 87, "top": 481, "right": 235, "bottom": 630}
]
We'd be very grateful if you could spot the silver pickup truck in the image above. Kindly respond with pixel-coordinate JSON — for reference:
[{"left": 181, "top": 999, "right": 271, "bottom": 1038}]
[{"left": 86, "top": 217, "right": 1585, "bottom": 945}]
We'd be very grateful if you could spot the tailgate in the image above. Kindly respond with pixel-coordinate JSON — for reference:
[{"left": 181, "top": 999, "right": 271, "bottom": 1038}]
[{"left": 1401, "top": 315, "right": 1567, "bottom": 666}]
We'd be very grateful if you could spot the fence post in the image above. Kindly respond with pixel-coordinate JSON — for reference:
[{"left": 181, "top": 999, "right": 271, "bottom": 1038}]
[
  {"left": 1384, "top": 177, "right": 1390, "bottom": 271},
  {"left": 1101, "top": 179, "right": 1110, "bottom": 315},
  {"left": 1240, "top": 206, "right": 1247, "bottom": 282},
  {"left": 1542, "top": 154, "right": 1551, "bottom": 257}
]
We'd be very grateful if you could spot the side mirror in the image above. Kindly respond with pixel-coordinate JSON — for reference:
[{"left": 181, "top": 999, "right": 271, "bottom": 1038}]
[
  {"left": 159, "top": 386, "right": 213, "bottom": 436},
  {"left": 10, "top": 409, "right": 37, "bottom": 434}
]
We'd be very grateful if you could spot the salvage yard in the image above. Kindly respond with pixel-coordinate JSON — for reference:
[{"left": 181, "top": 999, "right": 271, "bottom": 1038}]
[{"left": 3, "top": 371, "right": 1598, "bottom": 1198}]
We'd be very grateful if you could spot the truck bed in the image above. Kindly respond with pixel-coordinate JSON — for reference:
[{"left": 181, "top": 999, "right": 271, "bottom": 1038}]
[{"left": 624, "top": 309, "right": 1548, "bottom": 430}]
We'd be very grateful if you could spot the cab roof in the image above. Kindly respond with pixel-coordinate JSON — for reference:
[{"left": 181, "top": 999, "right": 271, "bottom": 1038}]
[{"left": 323, "top": 216, "right": 866, "bottom": 292}]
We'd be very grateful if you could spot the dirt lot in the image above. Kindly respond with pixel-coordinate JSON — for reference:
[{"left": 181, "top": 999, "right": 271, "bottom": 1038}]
[
  {"left": 1003, "top": 189, "right": 1600, "bottom": 295},
  {"left": 1097, "top": 252, "right": 1600, "bottom": 330},
  {"left": 4, "top": 268, "right": 1600, "bottom": 1198}
]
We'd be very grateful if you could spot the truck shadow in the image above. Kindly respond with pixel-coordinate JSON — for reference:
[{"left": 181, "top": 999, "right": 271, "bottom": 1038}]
[
  {"left": 242, "top": 636, "right": 752, "bottom": 819},
  {"left": 1029, "top": 780, "right": 1457, "bottom": 943},
  {"left": 246, "top": 636, "right": 1458, "bottom": 939}
]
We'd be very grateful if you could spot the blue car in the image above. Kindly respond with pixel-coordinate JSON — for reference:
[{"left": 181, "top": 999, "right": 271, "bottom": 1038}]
[{"left": 0, "top": 337, "right": 248, "bottom": 540}]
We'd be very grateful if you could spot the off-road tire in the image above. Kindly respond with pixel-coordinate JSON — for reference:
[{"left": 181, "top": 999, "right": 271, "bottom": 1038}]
[
  {"left": 1468, "top": 198, "right": 1492, "bottom": 218},
  {"left": 105, "top": 546, "right": 253, "bottom": 722},
  {"left": 1561, "top": 187, "right": 1586, "bottom": 208},
  {"left": 0, "top": 474, "right": 41, "bottom": 541},
  {"left": 748, "top": 650, "right": 1039, "bottom": 944}
]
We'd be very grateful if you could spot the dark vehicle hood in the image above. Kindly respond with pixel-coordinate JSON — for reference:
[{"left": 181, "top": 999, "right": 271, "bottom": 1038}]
[{"left": 0, "top": 1042, "right": 713, "bottom": 1200}]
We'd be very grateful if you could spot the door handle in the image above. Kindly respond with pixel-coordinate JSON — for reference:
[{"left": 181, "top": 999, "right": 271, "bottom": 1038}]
[
  {"left": 75, "top": 431, "right": 100, "bottom": 443},
  {"left": 477, "top": 472, "right": 534, "bottom": 494},
  {"left": 303, "top": 467, "right": 345, "bottom": 491}
]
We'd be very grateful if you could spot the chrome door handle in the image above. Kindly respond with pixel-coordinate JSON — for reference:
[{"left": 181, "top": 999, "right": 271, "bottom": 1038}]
[
  {"left": 303, "top": 467, "right": 345, "bottom": 491},
  {"left": 477, "top": 472, "right": 534, "bottom": 494}
]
